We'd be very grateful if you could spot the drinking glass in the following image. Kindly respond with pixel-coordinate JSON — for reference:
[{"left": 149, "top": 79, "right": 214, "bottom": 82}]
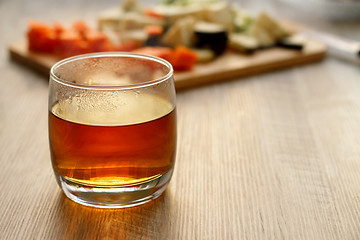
[{"left": 48, "top": 52, "right": 177, "bottom": 208}]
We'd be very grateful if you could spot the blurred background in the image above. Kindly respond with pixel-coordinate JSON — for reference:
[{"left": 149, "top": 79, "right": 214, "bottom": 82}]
[{"left": 2, "top": 0, "right": 359, "bottom": 62}]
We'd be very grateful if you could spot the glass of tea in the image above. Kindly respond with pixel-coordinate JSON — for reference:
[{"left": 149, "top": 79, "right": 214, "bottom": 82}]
[{"left": 48, "top": 52, "right": 177, "bottom": 208}]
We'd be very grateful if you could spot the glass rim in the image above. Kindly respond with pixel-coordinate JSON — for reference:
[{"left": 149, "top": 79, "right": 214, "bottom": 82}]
[{"left": 50, "top": 52, "right": 174, "bottom": 90}]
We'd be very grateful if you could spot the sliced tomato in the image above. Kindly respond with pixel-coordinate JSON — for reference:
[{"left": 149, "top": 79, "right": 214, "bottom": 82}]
[
  {"left": 72, "top": 20, "right": 90, "bottom": 37},
  {"left": 52, "top": 21, "right": 65, "bottom": 37},
  {"left": 169, "top": 46, "right": 197, "bottom": 71},
  {"left": 84, "top": 30, "right": 113, "bottom": 52},
  {"left": 27, "top": 20, "right": 57, "bottom": 53},
  {"left": 57, "top": 30, "right": 90, "bottom": 57}
]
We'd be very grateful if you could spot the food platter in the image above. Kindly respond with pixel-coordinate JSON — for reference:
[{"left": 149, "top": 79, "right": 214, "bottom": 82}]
[
  {"left": 9, "top": 0, "right": 327, "bottom": 90},
  {"left": 9, "top": 36, "right": 326, "bottom": 90}
]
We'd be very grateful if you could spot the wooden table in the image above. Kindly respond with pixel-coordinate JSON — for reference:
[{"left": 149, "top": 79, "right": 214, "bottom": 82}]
[{"left": 1, "top": 0, "right": 360, "bottom": 239}]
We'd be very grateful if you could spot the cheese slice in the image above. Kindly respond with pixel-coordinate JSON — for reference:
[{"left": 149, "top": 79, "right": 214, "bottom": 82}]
[
  {"left": 203, "top": 2, "right": 235, "bottom": 32},
  {"left": 161, "top": 16, "right": 196, "bottom": 47}
]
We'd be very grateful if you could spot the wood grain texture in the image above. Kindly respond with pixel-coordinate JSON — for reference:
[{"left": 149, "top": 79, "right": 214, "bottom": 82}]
[{"left": 1, "top": 0, "right": 360, "bottom": 239}]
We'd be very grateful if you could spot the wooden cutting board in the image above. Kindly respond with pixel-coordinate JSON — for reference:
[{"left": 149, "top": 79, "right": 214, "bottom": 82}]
[{"left": 9, "top": 38, "right": 326, "bottom": 90}]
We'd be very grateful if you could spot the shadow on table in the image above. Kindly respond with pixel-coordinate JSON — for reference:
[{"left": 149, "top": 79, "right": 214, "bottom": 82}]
[{"left": 50, "top": 190, "right": 175, "bottom": 239}]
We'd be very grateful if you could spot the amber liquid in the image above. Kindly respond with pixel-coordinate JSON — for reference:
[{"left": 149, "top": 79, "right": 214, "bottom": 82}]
[{"left": 49, "top": 95, "right": 176, "bottom": 186}]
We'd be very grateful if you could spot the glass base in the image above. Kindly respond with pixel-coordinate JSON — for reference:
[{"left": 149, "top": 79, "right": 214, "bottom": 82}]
[{"left": 58, "top": 170, "right": 173, "bottom": 208}]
